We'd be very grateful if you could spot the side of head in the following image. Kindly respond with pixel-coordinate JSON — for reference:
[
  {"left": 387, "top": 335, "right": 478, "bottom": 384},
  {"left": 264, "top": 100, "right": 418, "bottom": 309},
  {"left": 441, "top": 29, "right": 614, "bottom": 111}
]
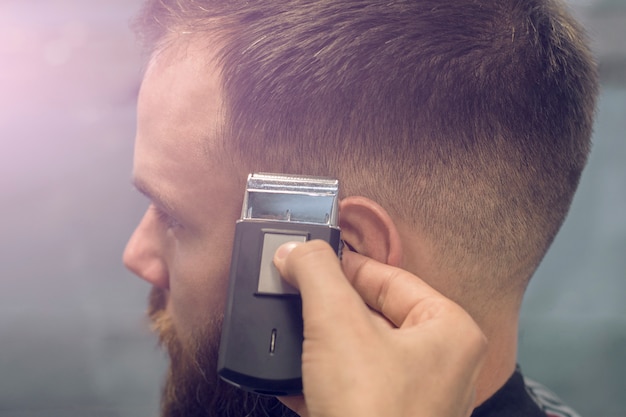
[{"left": 134, "top": 0, "right": 598, "bottom": 311}]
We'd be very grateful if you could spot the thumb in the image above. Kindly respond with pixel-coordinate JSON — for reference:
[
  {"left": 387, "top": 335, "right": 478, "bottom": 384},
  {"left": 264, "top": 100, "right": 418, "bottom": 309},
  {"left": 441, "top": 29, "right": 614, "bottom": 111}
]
[{"left": 273, "top": 239, "right": 369, "bottom": 326}]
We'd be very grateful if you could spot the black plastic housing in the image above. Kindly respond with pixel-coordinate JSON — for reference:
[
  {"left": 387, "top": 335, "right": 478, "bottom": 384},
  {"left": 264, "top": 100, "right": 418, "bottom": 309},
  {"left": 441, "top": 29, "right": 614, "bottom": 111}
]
[{"left": 217, "top": 220, "right": 341, "bottom": 396}]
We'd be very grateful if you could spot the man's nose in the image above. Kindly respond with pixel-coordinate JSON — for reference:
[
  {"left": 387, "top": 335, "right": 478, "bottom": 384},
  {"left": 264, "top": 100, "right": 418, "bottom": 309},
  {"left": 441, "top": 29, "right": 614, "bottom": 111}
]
[{"left": 123, "top": 209, "right": 169, "bottom": 289}]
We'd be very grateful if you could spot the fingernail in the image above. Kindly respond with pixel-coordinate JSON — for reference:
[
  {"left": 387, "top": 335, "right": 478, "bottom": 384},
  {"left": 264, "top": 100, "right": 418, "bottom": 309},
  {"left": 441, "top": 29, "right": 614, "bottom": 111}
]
[{"left": 274, "top": 241, "right": 302, "bottom": 260}]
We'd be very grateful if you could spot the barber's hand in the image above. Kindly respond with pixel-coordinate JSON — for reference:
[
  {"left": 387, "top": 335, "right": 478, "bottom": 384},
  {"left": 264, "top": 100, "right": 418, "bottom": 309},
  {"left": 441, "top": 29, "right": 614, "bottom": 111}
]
[{"left": 272, "top": 240, "right": 487, "bottom": 417}]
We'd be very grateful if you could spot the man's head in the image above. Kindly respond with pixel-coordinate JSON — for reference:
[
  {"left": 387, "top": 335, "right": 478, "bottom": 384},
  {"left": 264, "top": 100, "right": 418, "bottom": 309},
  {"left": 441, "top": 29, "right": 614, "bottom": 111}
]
[{"left": 125, "top": 0, "right": 598, "bottom": 415}]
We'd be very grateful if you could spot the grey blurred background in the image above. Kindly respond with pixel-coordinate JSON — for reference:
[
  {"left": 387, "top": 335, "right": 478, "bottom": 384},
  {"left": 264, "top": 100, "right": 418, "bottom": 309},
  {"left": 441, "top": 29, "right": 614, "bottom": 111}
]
[{"left": 0, "top": 0, "right": 624, "bottom": 416}]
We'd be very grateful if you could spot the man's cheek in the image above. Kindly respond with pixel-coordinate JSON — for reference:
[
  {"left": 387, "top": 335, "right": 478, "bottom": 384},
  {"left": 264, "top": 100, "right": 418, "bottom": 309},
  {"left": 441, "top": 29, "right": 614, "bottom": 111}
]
[{"left": 168, "top": 283, "right": 226, "bottom": 349}]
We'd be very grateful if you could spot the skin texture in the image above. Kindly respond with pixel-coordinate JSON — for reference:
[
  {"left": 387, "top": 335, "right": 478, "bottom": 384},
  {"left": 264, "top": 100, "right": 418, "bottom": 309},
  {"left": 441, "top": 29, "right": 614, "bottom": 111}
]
[{"left": 124, "top": 38, "right": 489, "bottom": 417}]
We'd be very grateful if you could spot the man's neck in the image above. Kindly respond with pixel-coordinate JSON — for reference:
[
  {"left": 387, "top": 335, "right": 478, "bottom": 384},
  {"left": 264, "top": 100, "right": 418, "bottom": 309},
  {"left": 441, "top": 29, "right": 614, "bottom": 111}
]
[
  {"left": 472, "top": 310, "right": 519, "bottom": 406},
  {"left": 394, "top": 224, "right": 522, "bottom": 406}
]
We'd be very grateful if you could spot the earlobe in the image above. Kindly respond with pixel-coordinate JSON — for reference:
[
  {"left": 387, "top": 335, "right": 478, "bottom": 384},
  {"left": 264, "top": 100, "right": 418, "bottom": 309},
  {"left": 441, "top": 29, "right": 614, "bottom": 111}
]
[{"left": 339, "top": 196, "right": 403, "bottom": 267}]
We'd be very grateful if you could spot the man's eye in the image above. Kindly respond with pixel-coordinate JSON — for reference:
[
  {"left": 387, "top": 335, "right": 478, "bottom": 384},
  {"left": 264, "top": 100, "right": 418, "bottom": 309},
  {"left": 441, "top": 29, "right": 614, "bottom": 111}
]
[{"left": 152, "top": 205, "right": 182, "bottom": 229}]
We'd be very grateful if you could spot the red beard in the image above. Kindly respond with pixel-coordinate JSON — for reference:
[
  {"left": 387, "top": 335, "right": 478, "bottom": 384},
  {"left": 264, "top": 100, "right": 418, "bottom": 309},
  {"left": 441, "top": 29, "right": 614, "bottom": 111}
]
[{"left": 147, "top": 286, "right": 297, "bottom": 417}]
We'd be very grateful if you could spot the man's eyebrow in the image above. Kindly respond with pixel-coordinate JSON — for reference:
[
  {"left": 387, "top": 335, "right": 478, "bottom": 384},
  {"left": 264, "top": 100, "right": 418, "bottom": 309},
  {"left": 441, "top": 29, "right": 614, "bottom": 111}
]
[{"left": 131, "top": 177, "right": 177, "bottom": 214}]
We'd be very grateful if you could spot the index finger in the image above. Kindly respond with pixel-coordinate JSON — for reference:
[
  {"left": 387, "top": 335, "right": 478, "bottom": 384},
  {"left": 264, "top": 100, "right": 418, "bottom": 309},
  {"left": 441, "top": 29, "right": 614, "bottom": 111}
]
[{"left": 341, "top": 251, "right": 449, "bottom": 328}]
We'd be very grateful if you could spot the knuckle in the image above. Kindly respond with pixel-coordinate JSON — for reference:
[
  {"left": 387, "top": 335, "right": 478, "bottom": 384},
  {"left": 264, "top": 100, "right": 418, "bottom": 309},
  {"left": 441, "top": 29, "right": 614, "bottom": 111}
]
[
  {"left": 287, "top": 240, "right": 333, "bottom": 270},
  {"left": 376, "top": 267, "right": 401, "bottom": 312},
  {"left": 292, "top": 239, "right": 332, "bottom": 260}
]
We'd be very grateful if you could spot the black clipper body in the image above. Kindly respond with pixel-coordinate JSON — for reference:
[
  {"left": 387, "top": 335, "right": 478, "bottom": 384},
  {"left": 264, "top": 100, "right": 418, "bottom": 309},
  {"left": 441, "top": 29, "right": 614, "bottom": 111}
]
[{"left": 217, "top": 173, "right": 341, "bottom": 396}]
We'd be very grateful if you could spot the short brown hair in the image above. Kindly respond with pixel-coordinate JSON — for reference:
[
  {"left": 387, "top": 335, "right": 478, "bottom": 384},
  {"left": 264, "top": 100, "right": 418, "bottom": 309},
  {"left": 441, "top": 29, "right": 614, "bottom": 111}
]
[{"left": 134, "top": 0, "right": 598, "bottom": 297}]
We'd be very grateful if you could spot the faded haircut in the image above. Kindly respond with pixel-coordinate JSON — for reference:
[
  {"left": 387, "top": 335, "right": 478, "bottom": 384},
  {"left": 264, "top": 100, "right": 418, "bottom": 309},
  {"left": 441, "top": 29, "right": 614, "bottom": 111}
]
[{"left": 133, "top": 0, "right": 598, "bottom": 297}]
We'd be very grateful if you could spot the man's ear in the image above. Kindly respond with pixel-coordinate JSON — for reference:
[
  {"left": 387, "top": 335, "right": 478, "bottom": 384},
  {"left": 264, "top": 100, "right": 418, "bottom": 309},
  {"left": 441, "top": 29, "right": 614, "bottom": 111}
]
[{"left": 339, "top": 196, "right": 403, "bottom": 267}]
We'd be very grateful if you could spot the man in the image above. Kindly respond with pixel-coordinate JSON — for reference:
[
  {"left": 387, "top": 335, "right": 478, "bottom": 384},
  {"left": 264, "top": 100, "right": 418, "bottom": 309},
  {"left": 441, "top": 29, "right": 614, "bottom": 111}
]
[{"left": 123, "top": 0, "right": 598, "bottom": 416}]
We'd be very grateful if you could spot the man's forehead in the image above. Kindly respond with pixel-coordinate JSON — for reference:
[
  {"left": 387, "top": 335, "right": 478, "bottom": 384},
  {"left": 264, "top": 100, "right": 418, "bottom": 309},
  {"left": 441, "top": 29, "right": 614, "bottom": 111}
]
[
  {"left": 142, "top": 37, "right": 223, "bottom": 103},
  {"left": 143, "top": 32, "right": 228, "bottom": 84},
  {"left": 137, "top": 36, "right": 227, "bottom": 158},
  {"left": 133, "top": 35, "right": 243, "bottom": 209}
]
